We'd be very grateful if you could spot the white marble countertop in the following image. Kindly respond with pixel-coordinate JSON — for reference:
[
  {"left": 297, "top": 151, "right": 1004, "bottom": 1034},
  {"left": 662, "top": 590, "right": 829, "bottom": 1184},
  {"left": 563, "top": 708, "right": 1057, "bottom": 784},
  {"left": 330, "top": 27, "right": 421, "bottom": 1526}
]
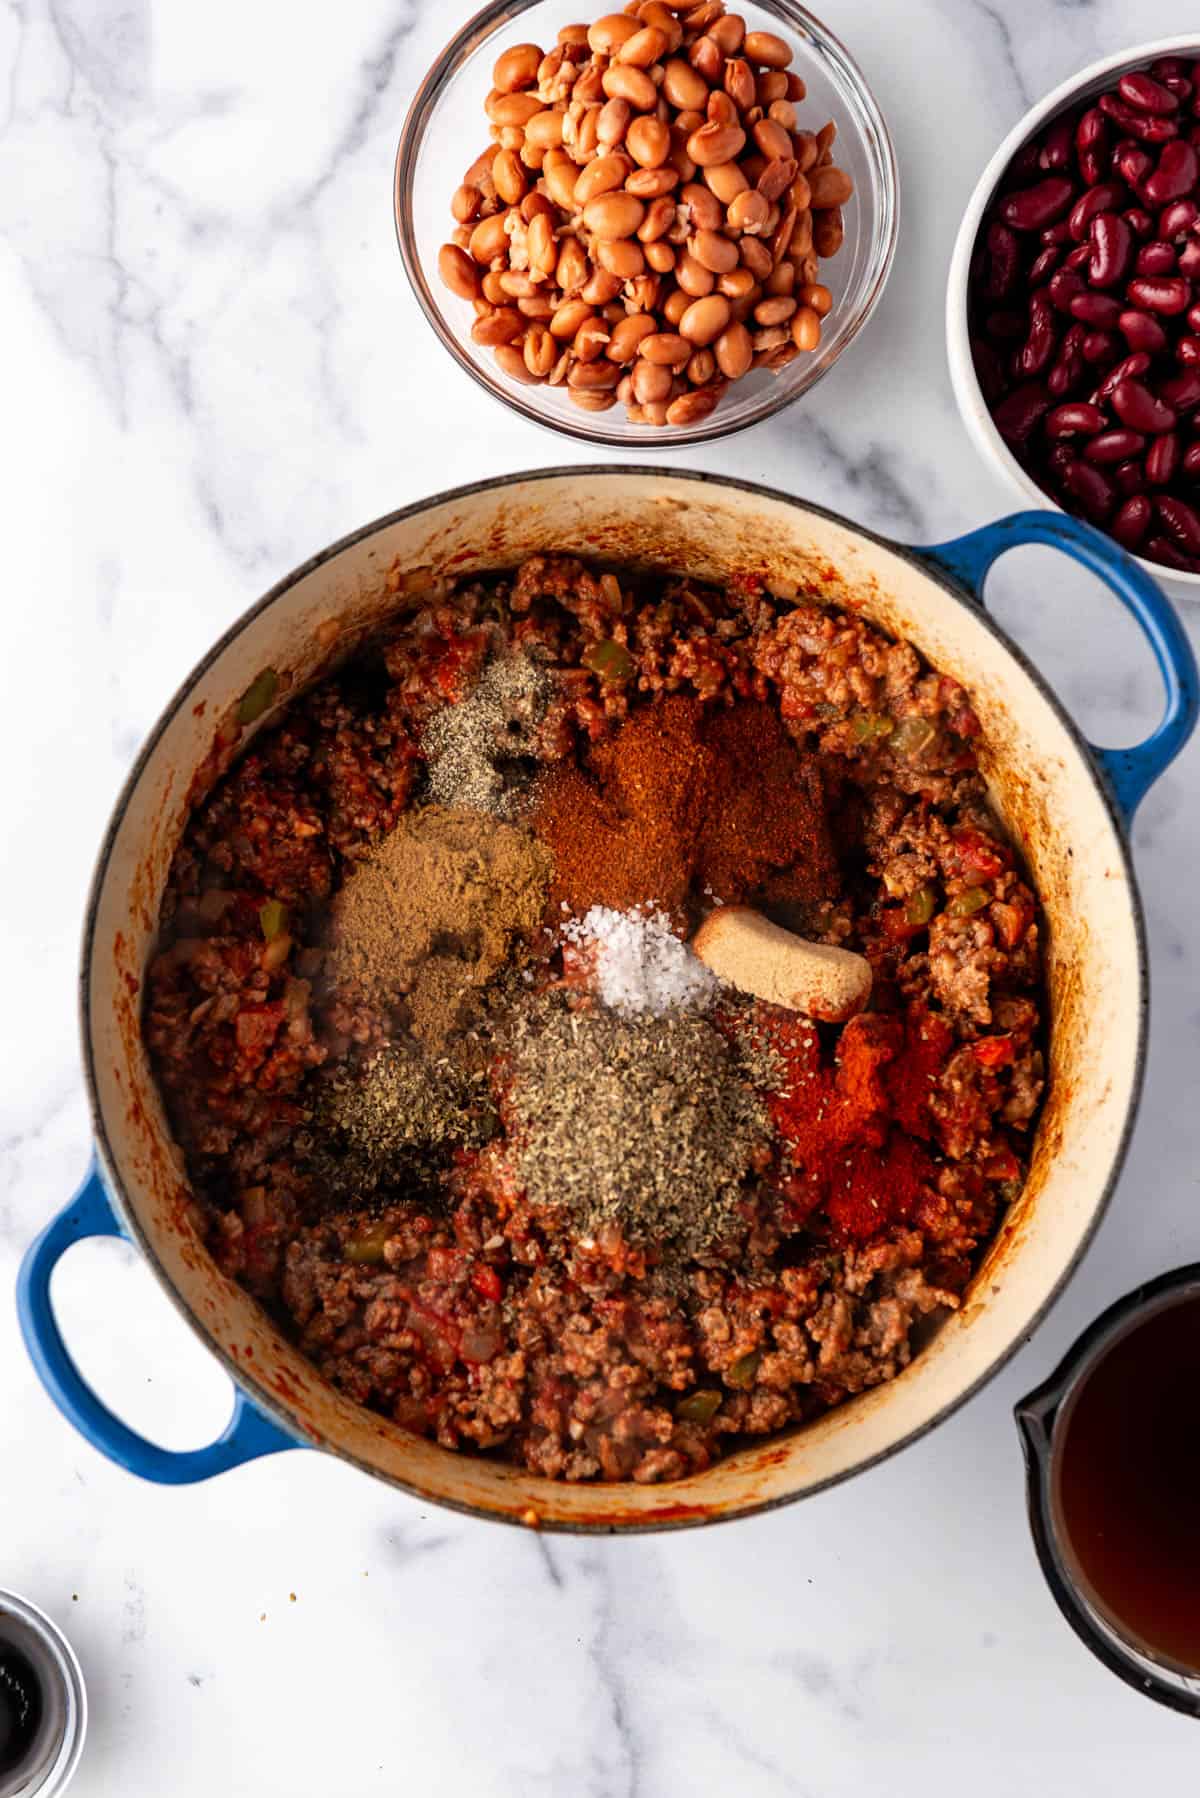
[{"left": 4, "top": 0, "right": 1200, "bottom": 1791}]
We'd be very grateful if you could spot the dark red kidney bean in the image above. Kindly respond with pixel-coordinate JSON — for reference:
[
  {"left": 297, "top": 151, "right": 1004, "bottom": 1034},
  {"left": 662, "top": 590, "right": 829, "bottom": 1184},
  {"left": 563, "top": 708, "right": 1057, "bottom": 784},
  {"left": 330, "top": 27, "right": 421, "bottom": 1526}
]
[
  {"left": 971, "top": 336, "right": 1009, "bottom": 406},
  {"left": 1081, "top": 329, "right": 1119, "bottom": 363},
  {"left": 1144, "top": 532, "right": 1200, "bottom": 569},
  {"left": 1127, "top": 274, "right": 1192, "bottom": 314},
  {"left": 1158, "top": 198, "right": 1199, "bottom": 237},
  {"left": 1049, "top": 267, "right": 1087, "bottom": 312},
  {"left": 1100, "top": 93, "right": 1180, "bottom": 142},
  {"left": 1006, "top": 140, "right": 1043, "bottom": 185},
  {"left": 1046, "top": 442, "right": 1076, "bottom": 480},
  {"left": 1111, "top": 377, "right": 1178, "bottom": 432},
  {"left": 1069, "top": 289, "right": 1123, "bottom": 326},
  {"left": 986, "top": 309, "right": 1026, "bottom": 340},
  {"left": 1061, "top": 457, "right": 1118, "bottom": 520},
  {"left": 1089, "top": 212, "right": 1134, "bottom": 285},
  {"left": 1046, "top": 401, "right": 1106, "bottom": 437},
  {"left": 983, "top": 221, "right": 1021, "bottom": 300},
  {"left": 1135, "top": 240, "right": 1177, "bottom": 275},
  {"left": 1119, "top": 308, "right": 1168, "bottom": 353},
  {"left": 1039, "top": 117, "right": 1077, "bottom": 170},
  {"left": 1028, "top": 244, "right": 1062, "bottom": 284},
  {"left": 1159, "top": 367, "right": 1200, "bottom": 411},
  {"left": 1156, "top": 493, "right": 1200, "bottom": 551},
  {"left": 1177, "top": 334, "right": 1200, "bottom": 364},
  {"left": 1020, "top": 290, "right": 1061, "bottom": 375},
  {"left": 994, "top": 381, "right": 1052, "bottom": 445},
  {"left": 999, "top": 176, "right": 1076, "bottom": 231},
  {"left": 1164, "top": 76, "right": 1194, "bottom": 100},
  {"left": 1065, "top": 242, "right": 1093, "bottom": 271},
  {"left": 1069, "top": 183, "right": 1127, "bottom": 240},
  {"left": 1047, "top": 322, "right": 1087, "bottom": 397},
  {"left": 1118, "top": 72, "right": 1180, "bottom": 116},
  {"left": 1146, "top": 431, "right": 1182, "bottom": 483},
  {"left": 1114, "top": 458, "right": 1149, "bottom": 496},
  {"left": 1176, "top": 237, "right": 1200, "bottom": 276},
  {"left": 1187, "top": 302, "right": 1200, "bottom": 332},
  {"left": 1188, "top": 122, "right": 1200, "bottom": 149},
  {"left": 1111, "top": 494, "right": 1153, "bottom": 548},
  {"left": 1183, "top": 441, "right": 1200, "bottom": 477},
  {"left": 1083, "top": 428, "right": 1147, "bottom": 463},
  {"left": 1152, "top": 57, "right": 1194, "bottom": 82},
  {"left": 1042, "top": 219, "right": 1076, "bottom": 246},
  {"left": 1094, "top": 350, "right": 1152, "bottom": 402},
  {"left": 1076, "top": 108, "right": 1110, "bottom": 185},
  {"left": 1123, "top": 206, "right": 1155, "bottom": 238},
  {"left": 1143, "top": 139, "right": 1200, "bottom": 204},
  {"left": 1114, "top": 142, "right": 1154, "bottom": 188}
]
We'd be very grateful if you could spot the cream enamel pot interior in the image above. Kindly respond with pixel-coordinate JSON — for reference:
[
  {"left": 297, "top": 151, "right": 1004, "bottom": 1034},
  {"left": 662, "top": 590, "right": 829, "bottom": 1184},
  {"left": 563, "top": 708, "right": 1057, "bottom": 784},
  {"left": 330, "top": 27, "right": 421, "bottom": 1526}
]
[{"left": 18, "top": 468, "right": 1198, "bottom": 1533}]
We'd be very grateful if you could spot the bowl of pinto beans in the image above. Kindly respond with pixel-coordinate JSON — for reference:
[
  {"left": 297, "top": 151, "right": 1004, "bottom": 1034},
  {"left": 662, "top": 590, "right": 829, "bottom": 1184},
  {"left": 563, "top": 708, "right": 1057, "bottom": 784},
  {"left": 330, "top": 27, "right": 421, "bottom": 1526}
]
[{"left": 948, "top": 38, "right": 1200, "bottom": 593}]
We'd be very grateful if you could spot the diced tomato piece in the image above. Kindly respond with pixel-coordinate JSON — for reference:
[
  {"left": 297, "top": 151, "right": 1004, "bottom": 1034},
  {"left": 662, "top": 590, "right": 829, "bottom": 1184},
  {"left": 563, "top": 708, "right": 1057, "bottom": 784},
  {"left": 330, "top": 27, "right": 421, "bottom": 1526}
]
[
  {"left": 879, "top": 905, "right": 924, "bottom": 943},
  {"left": 985, "top": 1145, "right": 1021, "bottom": 1181},
  {"left": 973, "top": 1034, "right": 1016, "bottom": 1069},
  {"left": 950, "top": 706, "right": 982, "bottom": 739},
  {"left": 992, "top": 894, "right": 1035, "bottom": 950},
  {"left": 471, "top": 1263, "right": 503, "bottom": 1302},
  {"left": 951, "top": 827, "right": 1010, "bottom": 881}
]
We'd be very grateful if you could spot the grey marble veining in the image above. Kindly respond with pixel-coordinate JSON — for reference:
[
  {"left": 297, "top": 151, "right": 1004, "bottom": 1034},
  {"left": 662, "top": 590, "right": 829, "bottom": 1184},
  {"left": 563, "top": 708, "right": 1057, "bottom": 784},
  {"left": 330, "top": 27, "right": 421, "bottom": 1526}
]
[{"left": 4, "top": 1, "right": 1200, "bottom": 1792}]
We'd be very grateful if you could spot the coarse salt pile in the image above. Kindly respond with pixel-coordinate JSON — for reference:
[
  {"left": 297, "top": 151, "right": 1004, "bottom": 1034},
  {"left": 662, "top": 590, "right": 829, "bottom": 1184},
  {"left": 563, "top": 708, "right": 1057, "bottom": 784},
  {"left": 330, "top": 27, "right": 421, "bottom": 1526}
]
[{"left": 562, "top": 905, "right": 722, "bottom": 1017}]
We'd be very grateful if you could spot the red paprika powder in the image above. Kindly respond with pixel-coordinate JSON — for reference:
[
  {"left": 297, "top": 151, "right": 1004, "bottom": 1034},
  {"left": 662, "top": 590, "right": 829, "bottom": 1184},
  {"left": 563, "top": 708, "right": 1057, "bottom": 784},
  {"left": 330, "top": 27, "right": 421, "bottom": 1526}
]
[{"left": 737, "top": 1001, "right": 952, "bottom": 1243}]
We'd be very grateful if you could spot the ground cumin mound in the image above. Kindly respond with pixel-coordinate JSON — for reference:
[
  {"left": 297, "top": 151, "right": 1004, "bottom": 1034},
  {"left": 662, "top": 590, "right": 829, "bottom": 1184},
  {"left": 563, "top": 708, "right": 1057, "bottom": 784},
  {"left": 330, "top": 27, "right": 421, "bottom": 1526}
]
[
  {"left": 535, "top": 696, "right": 837, "bottom": 922},
  {"left": 325, "top": 803, "right": 551, "bottom": 1044}
]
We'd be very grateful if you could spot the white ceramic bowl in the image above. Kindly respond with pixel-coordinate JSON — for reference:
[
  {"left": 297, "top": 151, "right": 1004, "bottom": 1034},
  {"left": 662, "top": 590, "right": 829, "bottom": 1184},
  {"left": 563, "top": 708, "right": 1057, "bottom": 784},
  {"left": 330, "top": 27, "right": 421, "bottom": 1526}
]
[{"left": 946, "top": 36, "right": 1200, "bottom": 601}]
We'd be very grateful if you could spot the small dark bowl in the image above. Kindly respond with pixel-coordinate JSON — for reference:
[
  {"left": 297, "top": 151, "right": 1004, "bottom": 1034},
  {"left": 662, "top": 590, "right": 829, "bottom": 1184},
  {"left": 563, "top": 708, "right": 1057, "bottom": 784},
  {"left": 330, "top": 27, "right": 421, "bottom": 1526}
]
[{"left": 1016, "top": 1264, "right": 1200, "bottom": 1717}]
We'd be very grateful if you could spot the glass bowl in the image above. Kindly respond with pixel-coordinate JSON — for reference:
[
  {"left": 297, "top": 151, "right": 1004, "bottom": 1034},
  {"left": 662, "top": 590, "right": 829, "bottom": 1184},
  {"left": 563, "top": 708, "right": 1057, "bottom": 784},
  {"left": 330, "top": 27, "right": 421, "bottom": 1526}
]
[{"left": 394, "top": 0, "right": 898, "bottom": 447}]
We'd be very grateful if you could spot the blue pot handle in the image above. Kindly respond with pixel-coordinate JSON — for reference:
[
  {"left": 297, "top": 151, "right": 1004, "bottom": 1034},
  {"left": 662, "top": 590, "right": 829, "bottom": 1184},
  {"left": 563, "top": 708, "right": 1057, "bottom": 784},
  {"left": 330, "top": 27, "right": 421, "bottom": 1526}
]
[
  {"left": 17, "top": 1163, "right": 299, "bottom": 1483},
  {"left": 918, "top": 510, "right": 1198, "bottom": 821}
]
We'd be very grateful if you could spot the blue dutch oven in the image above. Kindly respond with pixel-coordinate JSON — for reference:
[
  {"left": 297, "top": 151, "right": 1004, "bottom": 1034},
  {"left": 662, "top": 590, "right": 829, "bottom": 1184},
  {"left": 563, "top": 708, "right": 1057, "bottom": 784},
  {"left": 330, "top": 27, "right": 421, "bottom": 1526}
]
[{"left": 16, "top": 470, "right": 1199, "bottom": 1531}]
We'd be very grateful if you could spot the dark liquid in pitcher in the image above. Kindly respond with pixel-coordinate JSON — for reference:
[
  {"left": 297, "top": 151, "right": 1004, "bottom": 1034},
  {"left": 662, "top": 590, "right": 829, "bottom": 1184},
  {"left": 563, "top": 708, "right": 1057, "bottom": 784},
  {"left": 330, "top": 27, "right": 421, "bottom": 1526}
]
[
  {"left": 1057, "top": 1295, "right": 1200, "bottom": 1670},
  {"left": 0, "top": 1646, "right": 42, "bottom": 1776}
]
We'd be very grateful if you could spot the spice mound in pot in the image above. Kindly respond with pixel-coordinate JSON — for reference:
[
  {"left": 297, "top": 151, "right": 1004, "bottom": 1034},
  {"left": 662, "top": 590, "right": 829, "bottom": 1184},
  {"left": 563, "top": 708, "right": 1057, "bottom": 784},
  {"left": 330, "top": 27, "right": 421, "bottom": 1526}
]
[
  {"left": 145, "top": 551, "right": 1046, "bottom": 1486},
  {"left": 506, "top": 1000, "right": 767, "bottom": 1259},
  {"left": 324, "top": 803, "right": 551, "bottom": 1045},
  {"left": 422, "top": 652, "right": 554, "bottom": 818},
  {"left": 535, "top": 694, "right": 837, "bottom": 921}
]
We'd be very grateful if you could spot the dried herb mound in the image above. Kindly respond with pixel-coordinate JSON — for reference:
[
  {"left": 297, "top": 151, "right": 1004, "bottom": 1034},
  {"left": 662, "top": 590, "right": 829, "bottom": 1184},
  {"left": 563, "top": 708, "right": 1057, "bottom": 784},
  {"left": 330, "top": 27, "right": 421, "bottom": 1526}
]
[
  {"left": 507, "top": 1003, "right": 768, "bottom": 1258},
  {"left": 307, "top": 1043, "right": 495, "bottom": 1205}
]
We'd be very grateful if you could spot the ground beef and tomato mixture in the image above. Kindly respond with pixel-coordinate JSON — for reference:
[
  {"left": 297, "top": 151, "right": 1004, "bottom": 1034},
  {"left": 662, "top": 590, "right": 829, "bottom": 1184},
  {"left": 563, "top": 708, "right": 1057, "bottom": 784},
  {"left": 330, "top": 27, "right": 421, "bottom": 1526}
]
[{"left": 145, "top": 556, "right": 1045, "bottom": 1484}]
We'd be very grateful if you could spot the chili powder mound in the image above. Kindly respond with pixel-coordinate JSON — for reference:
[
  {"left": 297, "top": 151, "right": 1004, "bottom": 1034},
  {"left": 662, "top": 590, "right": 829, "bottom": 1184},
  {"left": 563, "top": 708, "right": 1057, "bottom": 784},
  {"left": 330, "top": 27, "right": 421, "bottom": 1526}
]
[
  {"left": 736, "top": 1002, "right": 947, "bottom": 1243},
  {"left": 534, "top": 696, "right": 837, "bottom": 921}
]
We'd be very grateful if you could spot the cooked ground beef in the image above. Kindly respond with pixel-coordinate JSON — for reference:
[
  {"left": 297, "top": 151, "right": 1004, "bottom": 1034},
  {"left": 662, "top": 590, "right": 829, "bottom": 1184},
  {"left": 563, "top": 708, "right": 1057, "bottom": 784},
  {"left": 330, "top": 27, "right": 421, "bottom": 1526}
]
[{"left": 144, "top": 557, "right": 1045, "bottom": 1483}]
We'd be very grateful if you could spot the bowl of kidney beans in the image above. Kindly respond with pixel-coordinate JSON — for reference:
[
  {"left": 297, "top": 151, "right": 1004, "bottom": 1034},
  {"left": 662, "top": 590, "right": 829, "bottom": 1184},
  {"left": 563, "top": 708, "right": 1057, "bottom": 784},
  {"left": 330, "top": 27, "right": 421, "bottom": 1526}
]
[{"left": 949, "top": 40, "right": 1200, "bottom": 587}]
